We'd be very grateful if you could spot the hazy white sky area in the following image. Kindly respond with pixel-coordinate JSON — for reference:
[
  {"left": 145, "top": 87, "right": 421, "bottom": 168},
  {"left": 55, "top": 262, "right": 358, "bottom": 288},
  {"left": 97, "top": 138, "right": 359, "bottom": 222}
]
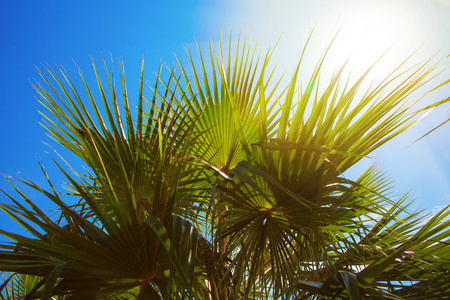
[{"left": 206, "top": 0, "right": 450, "bottom": 77}]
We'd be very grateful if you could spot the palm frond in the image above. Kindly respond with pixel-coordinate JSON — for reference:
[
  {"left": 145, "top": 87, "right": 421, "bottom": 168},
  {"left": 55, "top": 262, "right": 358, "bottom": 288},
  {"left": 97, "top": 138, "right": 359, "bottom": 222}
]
[{"left": 1, "top": 34, "right": 448, "bottom": 299}]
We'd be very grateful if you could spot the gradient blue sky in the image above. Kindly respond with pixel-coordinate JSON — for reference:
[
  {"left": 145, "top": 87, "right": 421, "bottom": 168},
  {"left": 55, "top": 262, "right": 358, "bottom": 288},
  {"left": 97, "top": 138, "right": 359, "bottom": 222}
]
[{"left": 1, "top": 0, "right": 450, "bottom": 238}]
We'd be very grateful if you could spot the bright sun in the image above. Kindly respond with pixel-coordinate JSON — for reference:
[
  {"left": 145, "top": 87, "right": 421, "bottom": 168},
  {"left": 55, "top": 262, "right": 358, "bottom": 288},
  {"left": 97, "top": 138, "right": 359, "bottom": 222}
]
[
  {"left": 243, "top": 0, "right": 431, "bottom": 83},
  {"left": 320, "top": 1, "right": 424, "bottom": 80}
]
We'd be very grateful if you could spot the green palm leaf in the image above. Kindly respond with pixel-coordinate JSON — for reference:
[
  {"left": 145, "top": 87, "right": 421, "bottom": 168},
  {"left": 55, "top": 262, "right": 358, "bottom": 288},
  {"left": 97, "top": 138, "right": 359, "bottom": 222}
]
[{"left": 1, "top": 34, "right": 449, "bottom": 299}]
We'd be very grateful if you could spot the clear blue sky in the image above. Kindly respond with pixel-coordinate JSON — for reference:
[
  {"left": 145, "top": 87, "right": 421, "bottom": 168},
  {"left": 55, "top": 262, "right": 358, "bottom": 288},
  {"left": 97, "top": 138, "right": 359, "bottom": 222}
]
[{"left": 1, "top": 0, "right": 450, "bottom": 239}]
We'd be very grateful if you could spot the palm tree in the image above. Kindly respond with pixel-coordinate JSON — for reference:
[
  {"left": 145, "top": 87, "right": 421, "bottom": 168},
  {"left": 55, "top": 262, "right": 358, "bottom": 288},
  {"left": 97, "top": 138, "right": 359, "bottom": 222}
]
[{"left": 1, "top": 35, "right": 450, "bottom": 299}]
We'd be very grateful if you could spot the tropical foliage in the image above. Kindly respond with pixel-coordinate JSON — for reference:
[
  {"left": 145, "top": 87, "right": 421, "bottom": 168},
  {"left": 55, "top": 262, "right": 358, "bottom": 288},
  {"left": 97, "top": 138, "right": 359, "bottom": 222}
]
[{"left": 1, "top": 35, "right": 450, "bottom": 299}]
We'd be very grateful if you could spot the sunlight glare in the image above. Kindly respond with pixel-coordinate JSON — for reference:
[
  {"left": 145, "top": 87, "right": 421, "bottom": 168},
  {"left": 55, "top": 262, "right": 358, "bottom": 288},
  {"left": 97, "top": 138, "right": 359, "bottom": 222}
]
[
  {"left": 239, "top": 0, "right": 433, "bottom": 84},
  {"left": 322, "top": 1, "right": 421, "bottom": 80}
]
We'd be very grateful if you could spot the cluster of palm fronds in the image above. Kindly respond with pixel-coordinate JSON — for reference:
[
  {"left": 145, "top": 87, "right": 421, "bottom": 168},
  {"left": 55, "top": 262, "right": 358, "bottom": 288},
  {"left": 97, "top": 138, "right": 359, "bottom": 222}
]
[{"left": 1, "top": 35, "right": 450, "bottom": 299}]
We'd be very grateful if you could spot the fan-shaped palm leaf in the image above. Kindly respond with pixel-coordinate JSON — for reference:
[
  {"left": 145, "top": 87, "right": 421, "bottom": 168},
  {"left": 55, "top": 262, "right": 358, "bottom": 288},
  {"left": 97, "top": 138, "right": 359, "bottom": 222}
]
[{"left": 1, "top": 34, "right": 449, "bottom": 300}]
